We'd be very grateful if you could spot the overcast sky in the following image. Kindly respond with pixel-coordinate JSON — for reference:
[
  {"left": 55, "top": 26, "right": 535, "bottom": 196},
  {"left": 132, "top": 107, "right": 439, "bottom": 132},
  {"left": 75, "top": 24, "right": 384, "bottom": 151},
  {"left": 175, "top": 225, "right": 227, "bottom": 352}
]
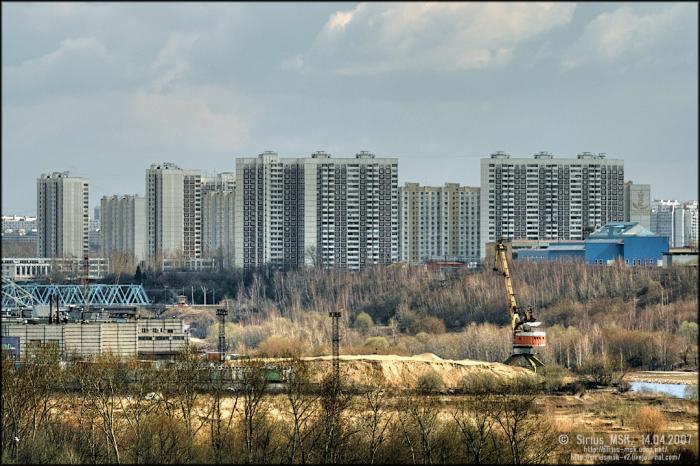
[{"left": 2, "top": 2, "right": 698, "bottom": 215}]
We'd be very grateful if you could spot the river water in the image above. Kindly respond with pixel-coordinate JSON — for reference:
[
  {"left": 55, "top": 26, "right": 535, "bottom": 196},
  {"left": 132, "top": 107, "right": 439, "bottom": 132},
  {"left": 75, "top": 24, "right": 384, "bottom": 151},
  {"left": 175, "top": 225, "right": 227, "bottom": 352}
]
[{"left": 629, "top": 381, "right": 697, "bottom": 399}]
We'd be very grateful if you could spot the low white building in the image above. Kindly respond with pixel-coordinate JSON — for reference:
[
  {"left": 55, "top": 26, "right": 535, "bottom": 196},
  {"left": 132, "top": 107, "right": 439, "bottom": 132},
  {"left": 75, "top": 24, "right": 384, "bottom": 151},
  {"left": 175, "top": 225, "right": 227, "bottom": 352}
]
[{"left": 2, "top": 257, "right": 110, "bottom": 281}]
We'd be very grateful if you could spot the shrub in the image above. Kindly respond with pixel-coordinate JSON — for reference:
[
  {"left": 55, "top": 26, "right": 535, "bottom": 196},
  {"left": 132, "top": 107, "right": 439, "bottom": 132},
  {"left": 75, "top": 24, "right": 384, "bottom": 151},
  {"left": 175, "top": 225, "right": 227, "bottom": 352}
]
[
  {"left": 539, "top": 364, "right": 569, "bottom": 392},
  {"left": 355, "top": 312, "right": 374, "bottom": 335},
  {"left": 364, "top": 336, "right": 389, "bottom": 349},
  {"left": 416, "top": 370, "right": 445, "bottom": 393},
  {"left": 256, "top": 335, "right": 308, "bottom": 357},
  {"left": 615, "top": 380, "right": 632, "bottom": 393},
  {"left": 634, "top": 407, "right": 667, "bottom": 436},
  {"left": 457, "top": 372, "right": 500, "bottom": 394},
  {"left": 578, "top": 354, "right": 615, "bottom": 386},
  {"left": 409, "top": 315, "right": 446, "bottom": 335}
]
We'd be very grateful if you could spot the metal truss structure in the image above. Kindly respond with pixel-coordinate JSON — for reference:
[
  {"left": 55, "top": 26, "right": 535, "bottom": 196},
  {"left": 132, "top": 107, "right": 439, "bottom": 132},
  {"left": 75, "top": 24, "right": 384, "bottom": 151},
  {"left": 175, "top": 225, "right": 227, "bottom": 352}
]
[{"left": 2, "top": 278, "right": 151, "bottom": 308}]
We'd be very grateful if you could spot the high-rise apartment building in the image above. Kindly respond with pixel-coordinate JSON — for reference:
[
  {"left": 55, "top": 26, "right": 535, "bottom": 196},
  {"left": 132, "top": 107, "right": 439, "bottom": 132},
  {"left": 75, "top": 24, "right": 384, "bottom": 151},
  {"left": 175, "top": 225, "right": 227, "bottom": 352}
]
[
  {"left": 234, "top": 151, "right": 398, "bottom": 270},
  {"left": 201, "top": 172, "right": 235, "bottom": 193},
  {"left": 100, "top": 195, "right": 147, "bottom": 265},
  {"left": 2, "top": 216, "right": 37, "bottom": 235},
  {"left": 652, "top": 200, "right": 699, "bottom": 248},
  {"left": 623, "top": 181, "right": 651, "bottom": 230},
  {"left": 400, "top": 183, "right": 480, "bottom": 263},
  {"left": 686, "top": 201, "right": 699, "bottom": 249},
  {"left": 145, "top": 163, "right": 202, "bottom": 266},
  {"left": 36, "top": 172, "right": 89, "bottom": 258},
  {"left": 480, "top": 152, "right": 624, "bottom": 256},
  {"left": 202, "top": 190, "right": 235, "bottom": 268}
]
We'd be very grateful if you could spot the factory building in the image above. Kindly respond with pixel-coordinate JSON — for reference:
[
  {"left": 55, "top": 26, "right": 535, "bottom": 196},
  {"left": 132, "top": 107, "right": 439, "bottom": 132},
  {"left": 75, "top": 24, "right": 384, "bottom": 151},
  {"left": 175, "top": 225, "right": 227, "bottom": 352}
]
[
  {"left": 513, "top": 222, "right": 669, "bottom": 266},
  {"left": 1, "top": 318, "right": 187, "bottom": 360},
  {"left": 515, "top": 242, "right": 585, "bottom": 262}
]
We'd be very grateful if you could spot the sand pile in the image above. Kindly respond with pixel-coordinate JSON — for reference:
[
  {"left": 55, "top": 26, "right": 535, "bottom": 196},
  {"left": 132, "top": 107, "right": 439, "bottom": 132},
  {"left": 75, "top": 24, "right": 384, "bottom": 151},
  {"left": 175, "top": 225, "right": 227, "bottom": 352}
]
[{"left": 301, "top": 353, "right": 534, "bottom": 389}]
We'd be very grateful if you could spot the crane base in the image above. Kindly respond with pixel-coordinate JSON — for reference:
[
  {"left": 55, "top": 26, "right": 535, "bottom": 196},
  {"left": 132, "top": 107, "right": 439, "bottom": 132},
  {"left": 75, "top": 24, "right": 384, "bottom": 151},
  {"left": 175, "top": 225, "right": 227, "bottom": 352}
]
[{"left": 503, "top": 353, "right": 544, "bottom": 372}]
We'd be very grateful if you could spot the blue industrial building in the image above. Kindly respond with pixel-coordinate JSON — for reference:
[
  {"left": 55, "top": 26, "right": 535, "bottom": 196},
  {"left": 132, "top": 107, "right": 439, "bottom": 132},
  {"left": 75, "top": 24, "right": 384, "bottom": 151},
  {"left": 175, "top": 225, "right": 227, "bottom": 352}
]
[
  {"left": 584, "top": 222, "right": 669, "bottom": 266},
  {"left": 514, "top": 222, "right": 669, "bottom": 266},
  {"left": 515, "top": 242, "right": 585, "bottom": 262}
]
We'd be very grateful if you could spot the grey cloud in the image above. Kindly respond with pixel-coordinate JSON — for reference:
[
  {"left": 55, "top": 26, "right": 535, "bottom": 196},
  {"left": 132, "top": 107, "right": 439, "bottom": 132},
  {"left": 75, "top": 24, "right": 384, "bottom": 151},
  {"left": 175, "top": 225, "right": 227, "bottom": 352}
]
[
  {"left": 563, "top": 3, "right": 697, "bottom": 70},
  {"left": 1, "top": 2, "right": 697, "bottom": 215},
  {"left": 300, "top": 3, "right": 576, "bottom": 73}
]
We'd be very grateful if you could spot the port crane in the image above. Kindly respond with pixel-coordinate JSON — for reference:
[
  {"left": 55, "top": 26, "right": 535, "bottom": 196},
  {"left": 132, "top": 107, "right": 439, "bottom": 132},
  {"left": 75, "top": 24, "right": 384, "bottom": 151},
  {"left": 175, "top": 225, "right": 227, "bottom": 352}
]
[{"left": 493, "top": 238, "right": 546, "bottom": 371}]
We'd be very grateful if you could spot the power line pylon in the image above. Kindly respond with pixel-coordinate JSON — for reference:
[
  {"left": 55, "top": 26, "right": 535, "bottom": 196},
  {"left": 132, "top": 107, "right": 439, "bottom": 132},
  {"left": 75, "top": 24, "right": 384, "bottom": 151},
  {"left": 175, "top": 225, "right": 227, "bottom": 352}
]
[
  {"left": 216, "top": 308, "right": 228, "bottom": 363},
  {"left": 328, "top": 310, "right": 341, "bottom": 387}
]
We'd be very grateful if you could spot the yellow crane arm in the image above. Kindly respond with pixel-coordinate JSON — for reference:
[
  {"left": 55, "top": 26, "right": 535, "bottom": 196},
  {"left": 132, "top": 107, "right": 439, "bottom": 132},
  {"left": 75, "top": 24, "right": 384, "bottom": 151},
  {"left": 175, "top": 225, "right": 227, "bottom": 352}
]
[{"left": 493, "top": 239, "right": 519, "bottom": 330}]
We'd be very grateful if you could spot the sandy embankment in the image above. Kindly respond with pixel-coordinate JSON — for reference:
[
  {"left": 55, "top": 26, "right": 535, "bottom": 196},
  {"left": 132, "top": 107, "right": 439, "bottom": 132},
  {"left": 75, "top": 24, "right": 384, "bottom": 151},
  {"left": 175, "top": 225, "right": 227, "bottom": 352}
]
[{"left": 298, "top": 353, "right": 535, "bottom": 388}]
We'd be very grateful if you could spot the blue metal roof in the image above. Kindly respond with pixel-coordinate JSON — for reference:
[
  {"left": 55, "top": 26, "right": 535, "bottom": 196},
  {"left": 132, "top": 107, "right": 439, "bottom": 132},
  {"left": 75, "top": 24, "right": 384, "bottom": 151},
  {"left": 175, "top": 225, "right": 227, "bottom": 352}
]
[
  {"left": 589, "top": 222, "right": 656, "bottom": 238},
  {"left": 547, "top": 244, "right": 585, "bottom": 251}
]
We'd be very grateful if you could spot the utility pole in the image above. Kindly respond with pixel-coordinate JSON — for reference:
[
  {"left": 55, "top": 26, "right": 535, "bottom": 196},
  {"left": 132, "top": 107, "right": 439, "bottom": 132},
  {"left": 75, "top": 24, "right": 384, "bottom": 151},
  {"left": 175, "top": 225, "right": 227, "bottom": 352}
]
[
  {"left": 216, "top": 308, "right": 228, "bottom": 363},
  {"left": 82, "top": 255, "right": 90, "bottom": 320},
  {"left": 329, "top": 310, "right": 342, "bottom": 387}
]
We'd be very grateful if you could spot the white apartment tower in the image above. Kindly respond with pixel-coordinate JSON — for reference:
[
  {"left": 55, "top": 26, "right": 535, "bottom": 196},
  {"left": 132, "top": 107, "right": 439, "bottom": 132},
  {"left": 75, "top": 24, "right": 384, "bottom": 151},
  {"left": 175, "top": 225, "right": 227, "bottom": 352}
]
[
  {"left": 480, "top": 152, "right": 624, "bottom": 256},
  {"left": 400, "top": 183, "right": 480, "bottom": 263},
  {"left": 146, "top": 163, "right": 202, "bottom": 266},
  {"left": 653, "top": 200, "right": 699, "bottom": 248},
  {"left": 100, "top": 195, "right": 147, "bottom": 265},
  {"left": 202, "top": 190, "right": 235, "bottom": 268},
  {"left": 202, "top": 172, "right": 235, "bottom": 193},
  {"left": 36, "top": 172, "right": 89, "bottom": 258},
  {"left": 234, "top": 151, "right": 399, "bottom": 270}
]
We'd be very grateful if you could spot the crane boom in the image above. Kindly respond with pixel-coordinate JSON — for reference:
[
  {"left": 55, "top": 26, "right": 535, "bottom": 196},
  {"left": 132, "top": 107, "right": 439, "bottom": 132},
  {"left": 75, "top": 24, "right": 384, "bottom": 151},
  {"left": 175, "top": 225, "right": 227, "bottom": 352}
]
[
  {"left": 493, "top": 239, "right": 519, "bottom": 330},
  {"left": 492, "top": 238, "right": 546, "bottom": 371}
]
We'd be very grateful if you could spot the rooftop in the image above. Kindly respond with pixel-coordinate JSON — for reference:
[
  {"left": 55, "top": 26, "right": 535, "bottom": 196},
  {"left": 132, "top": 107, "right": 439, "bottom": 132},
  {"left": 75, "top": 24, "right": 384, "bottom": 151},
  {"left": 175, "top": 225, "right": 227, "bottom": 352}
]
[{"left": 588, "top": 222, "right": 657, "bottom": 239}]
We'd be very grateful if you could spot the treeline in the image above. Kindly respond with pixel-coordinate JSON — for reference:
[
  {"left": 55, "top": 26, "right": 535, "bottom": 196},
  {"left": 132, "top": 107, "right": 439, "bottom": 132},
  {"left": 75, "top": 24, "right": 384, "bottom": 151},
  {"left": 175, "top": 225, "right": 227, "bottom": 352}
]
[
  {"left": 0, "top": 347, "right": 584, "bottom": 465},
  {"left": 103, "top": 261, "right": 696, "bottom": 327},
  {"left": 93, "top": 262, "right": 698, "bottom": 371}
]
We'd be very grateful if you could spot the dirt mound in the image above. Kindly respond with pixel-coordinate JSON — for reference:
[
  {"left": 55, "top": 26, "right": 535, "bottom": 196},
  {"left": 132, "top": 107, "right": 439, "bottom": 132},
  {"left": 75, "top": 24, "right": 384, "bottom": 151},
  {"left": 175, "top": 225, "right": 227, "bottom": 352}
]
[{"left": 302, "top": 354, "right": 534, "bottom": 389}]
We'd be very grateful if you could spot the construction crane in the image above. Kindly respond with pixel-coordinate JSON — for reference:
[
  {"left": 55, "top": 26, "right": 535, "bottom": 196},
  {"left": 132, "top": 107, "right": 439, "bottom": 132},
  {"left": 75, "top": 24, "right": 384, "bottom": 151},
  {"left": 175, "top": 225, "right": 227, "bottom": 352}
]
[{"left": 493, "top": 238, "right": 546, "bottom": 370}]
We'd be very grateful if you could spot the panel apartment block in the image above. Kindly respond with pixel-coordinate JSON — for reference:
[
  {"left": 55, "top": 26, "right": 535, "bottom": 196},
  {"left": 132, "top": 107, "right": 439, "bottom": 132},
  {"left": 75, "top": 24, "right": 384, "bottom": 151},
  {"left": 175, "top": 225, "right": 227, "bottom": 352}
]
[
  {"left": 202, "top": 190, "right": 235, "bottom": 268},
  {"left": 146, "top": 163, "right": 202, "bottom": 266},
  {"left": 480, "top": 152, "right": 624, "bottom": 257},
  {"left": 36, "top": 172, "right": 89, "bottom": 258},
  {"left": 400, "top": 183, "right": 480, "bottom": 263},
  {"left": 101, "top": 195, "right": 147, "bottom": 265},
  {"left": 234, "top": 151, "right": 399, "bottom": 270}
]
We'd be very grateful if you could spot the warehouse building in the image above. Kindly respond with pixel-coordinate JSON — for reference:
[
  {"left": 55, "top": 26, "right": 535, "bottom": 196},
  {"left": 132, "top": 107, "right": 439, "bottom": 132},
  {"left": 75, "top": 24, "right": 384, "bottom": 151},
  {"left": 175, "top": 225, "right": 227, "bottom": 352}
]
[
  {"left": 512, "top": 222, "right": 669, "bottom": 266},
  {"left": 584, "top": 222, "right": 668, "bottom": 266},
  {"left": 1, "top": 318, "right": 186, "bottom": 360}
]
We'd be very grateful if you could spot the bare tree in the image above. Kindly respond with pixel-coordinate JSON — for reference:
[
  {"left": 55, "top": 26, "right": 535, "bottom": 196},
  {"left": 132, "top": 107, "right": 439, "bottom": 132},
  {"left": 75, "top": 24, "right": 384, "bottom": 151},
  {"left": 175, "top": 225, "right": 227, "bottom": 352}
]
[
  {"left": 490, "top": 376, "right": 557, "bottom": 465},
  {"left": 163, "top": 346, "right": 208, "bottom": 463},
  {"left": 1, "top": 345, "right": 62, "bottom": 461},
  {"left": 357, "top": 379, "right": 394, "bottom": 464},
  {"left": 118, "top": 359, "right": 158, "bottom": 464},
  {"left": 283, "top": 358, "right": 319, "bottom": 464},
  {"left": 238, "top": 359, "right": 271, "bottom": 463},
  {"left": 204, "top": 364, "right": 238, "bottom": 464},
  {"left": 79, "top": 354, "right": 124, "bottom": 464}
]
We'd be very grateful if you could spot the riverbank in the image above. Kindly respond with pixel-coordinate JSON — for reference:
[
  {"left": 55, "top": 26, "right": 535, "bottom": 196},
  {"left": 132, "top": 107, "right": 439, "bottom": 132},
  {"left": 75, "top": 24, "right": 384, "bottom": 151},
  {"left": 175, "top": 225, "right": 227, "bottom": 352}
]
[{"left": 624, "top": 371, "right": 698, "bottom": 385}]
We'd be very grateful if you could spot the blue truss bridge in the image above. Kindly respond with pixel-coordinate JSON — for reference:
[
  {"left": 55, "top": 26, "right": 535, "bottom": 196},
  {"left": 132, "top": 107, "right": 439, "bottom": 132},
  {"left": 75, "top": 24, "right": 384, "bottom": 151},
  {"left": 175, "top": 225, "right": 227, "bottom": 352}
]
[{"left": 2, "top": 278, "right": 151, "bottom": 309}]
